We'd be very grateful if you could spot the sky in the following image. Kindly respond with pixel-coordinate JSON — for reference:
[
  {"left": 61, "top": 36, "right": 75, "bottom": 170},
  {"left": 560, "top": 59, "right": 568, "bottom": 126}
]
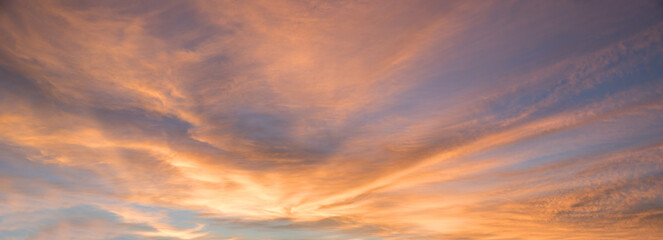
[{"left": 1, "top": 0, "right": 663, "bottom": 239}]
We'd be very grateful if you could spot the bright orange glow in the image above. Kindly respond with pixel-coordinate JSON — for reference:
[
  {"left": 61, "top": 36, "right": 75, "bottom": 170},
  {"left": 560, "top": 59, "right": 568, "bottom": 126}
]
[{"left": 1, "top": 1, "right": 663, "bottom": 239}]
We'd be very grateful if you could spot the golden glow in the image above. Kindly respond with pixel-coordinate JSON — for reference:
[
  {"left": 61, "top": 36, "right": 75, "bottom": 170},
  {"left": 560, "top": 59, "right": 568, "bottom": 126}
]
[{"left": 1, "top": 1, "right": 662, "bottom": 239}]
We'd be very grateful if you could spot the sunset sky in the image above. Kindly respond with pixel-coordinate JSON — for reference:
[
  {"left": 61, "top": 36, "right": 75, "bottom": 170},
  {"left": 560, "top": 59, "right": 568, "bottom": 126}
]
[{"left": 1, "top": 0, "right": 663, "bottom": 239}]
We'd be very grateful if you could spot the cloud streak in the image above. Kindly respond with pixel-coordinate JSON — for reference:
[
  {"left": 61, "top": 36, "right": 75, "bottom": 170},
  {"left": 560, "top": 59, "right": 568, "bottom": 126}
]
[{"left": 1, "top": 0, "right": 663, "bottom": 239}]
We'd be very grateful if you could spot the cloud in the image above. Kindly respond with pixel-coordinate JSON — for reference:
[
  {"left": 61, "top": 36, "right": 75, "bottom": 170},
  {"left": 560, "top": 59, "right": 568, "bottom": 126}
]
[{"left": 1, "top": 0, "right": 663, "bottom": 239}]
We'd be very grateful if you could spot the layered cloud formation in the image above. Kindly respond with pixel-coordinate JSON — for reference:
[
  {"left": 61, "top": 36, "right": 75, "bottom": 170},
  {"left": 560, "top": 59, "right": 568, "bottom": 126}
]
[{"left": 1, "top": 0, "right": 663, "bottom": 239}]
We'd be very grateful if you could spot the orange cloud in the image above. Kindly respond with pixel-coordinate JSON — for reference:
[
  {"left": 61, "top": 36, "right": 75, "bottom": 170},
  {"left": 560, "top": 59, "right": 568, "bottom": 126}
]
[{"left": 1, "top": 0, "right": 663, "bottom": 239}]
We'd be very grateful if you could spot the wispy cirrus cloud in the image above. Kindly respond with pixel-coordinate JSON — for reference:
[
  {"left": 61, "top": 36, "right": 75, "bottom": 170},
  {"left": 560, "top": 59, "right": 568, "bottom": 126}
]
[{"left": 1, "top": 0, "right": 663, "bottom": 239}]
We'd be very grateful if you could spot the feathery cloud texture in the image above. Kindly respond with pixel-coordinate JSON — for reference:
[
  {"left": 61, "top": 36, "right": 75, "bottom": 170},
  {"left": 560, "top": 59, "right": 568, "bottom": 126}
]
[{"left": 1, "top": 0, "right": 663, "bottom": 239}]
